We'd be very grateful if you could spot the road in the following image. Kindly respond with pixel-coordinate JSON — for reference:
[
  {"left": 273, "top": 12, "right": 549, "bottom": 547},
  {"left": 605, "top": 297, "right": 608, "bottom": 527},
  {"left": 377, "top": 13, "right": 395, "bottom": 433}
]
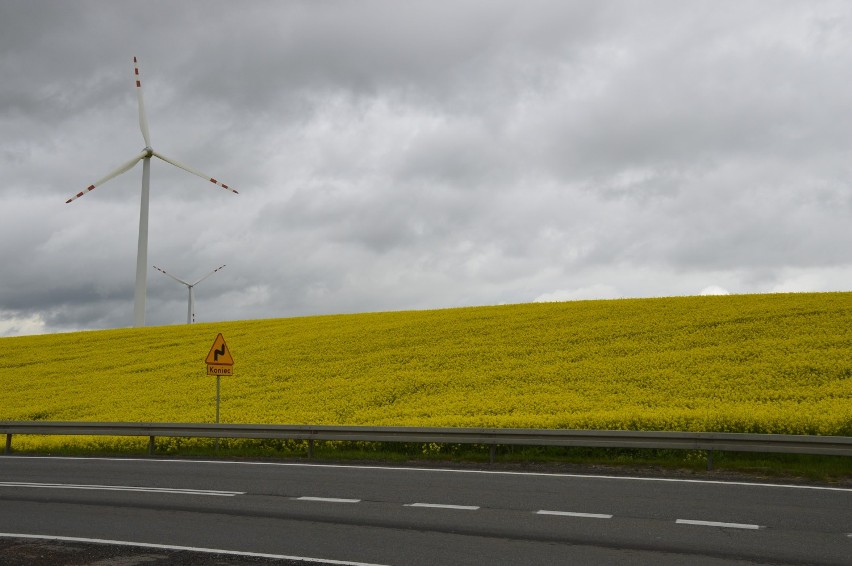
[{"left": 0, "top": 456, "right": 849, "bottom": 565}]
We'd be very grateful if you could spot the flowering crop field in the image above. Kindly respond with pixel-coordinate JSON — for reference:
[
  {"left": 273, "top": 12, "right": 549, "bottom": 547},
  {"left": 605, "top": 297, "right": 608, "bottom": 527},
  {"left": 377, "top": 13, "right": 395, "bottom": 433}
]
[{"left": 3, "top": 293, "right": 851, "bottom": 450}]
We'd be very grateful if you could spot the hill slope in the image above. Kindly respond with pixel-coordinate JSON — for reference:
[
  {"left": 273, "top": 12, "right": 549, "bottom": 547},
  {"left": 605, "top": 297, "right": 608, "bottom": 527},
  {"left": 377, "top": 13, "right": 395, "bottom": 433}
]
[{"left": 3, "top": 293, "right": 851, "bottom": 436}]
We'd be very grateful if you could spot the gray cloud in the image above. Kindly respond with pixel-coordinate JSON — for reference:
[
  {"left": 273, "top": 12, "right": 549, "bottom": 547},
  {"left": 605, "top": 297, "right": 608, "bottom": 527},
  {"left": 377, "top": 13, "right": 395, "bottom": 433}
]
[{"left": 3, "top": 0, "right": 852, "bottom": 335}]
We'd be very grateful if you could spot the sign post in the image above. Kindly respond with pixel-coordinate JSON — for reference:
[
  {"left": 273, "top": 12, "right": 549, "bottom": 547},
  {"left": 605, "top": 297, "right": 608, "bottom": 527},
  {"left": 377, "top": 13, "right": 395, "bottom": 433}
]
[{"left": 205, "top": 333, "right": 234, "bottom": 450}]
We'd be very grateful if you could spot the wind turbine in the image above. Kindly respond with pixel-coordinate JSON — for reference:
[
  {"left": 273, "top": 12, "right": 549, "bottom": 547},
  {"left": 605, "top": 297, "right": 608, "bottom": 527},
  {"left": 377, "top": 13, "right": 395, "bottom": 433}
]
[
  {"left": 65, "top": 57, "right": 238, "bottom": 327},
  {"left": 153, "top": 264, "right": 226, "bottom": 324}
]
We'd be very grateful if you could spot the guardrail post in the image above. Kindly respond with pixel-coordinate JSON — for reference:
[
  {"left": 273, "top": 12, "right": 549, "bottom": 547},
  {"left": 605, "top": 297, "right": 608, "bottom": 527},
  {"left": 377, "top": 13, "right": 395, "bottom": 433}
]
[
  {"left": 308, "top": 439, "right": 314, "bottom": 459},
  {"left": 490, "top": 444, "right": 496, "bottom": 464},
  {"left": 148, "top": 436, "right": 155, "bottom": 456},
  {"left": 4, "top": 434, "right": 11, "bottom": 455},
  {"left": 707, "top": 449, "right": 714, "bottom": 471}
]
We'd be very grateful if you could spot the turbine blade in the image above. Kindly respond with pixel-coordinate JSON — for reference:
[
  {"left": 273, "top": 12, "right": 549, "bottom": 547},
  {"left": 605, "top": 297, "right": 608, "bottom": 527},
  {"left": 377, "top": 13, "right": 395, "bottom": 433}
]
[
  {"left": 192, "top": 264, "right": 226, "bottom": 286},
  {"left": 152, "top": 150, "right": 239, "bottom": 195},
  {"left": 65, "top": 150, "right": 147, "bottom": 203},
  {"left": 134, "top": 56, "right": 152, "bottom": 147},
  {"left": 152, "top": 265, "right": 190, "bottom": 286}
]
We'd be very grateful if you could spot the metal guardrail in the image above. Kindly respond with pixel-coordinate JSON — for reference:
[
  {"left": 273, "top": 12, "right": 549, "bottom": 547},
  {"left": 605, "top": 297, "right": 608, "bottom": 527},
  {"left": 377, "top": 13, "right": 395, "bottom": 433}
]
[{"left": 2, "top": 422, "right": 850, "bottom": 469}]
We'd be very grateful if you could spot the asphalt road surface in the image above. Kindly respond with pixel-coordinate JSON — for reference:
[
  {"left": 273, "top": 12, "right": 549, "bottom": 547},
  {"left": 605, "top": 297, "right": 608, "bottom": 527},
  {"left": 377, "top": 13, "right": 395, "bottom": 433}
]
[{"left": 0, "top": 456, "right": 849, "bottom": 565}]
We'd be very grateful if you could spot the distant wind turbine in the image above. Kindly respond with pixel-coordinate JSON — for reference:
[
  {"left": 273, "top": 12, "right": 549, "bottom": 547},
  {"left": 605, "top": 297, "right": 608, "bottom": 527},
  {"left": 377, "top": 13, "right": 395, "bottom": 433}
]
[
  {"left": 65, "top": 57, "right": 238, "bottom": 327},
  {"left": 153, "top": 264, "right": 226, "bottom": 324}
]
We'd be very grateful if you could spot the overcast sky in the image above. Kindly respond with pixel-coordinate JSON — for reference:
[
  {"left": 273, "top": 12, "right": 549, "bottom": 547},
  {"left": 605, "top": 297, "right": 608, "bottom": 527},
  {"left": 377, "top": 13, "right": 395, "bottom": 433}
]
[{"left": 2, "top": 0, "right": 852, "bottom": 336}]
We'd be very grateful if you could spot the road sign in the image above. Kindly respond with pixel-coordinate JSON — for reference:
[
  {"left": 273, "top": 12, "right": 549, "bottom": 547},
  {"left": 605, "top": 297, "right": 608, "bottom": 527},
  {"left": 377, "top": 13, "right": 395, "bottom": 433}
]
[
  {"left": 206, "top": 333, "right": 234, "bottom": 375},
  {"left": 206, "top": 333, "right": 234, "bottom": 435}
]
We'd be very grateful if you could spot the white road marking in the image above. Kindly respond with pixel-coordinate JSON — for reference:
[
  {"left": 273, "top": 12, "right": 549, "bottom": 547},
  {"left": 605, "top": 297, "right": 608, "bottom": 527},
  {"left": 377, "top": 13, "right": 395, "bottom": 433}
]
[
  {"left": 10, "top": 456, "right": 852, "bottom": 493},
  {"left": 0, "top": 533, "right": 388, "bottom": 566},
  {"left": 676, "top": 519, "right": 761, "bottom": 530},
  {"left": 0, "top": 482, "right": 242, "bottom": 497},
  {"left": 296, "top": 496, "right": 361, "bottom": 503},
  {"left": 536, "top": 510, "right": 613, "bottom": 519},
  {"left": 405, "top": 503, "right": 480, "bottom": 510}
]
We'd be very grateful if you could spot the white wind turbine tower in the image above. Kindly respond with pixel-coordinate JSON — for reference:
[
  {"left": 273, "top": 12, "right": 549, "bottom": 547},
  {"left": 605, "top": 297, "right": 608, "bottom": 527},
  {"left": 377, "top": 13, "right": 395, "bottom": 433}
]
[
  {"left": 153, "top": 264, "right": 226, "bottom": 324},
  {"left": 65, "top": 57, "right": 238, "bottom": 327}
]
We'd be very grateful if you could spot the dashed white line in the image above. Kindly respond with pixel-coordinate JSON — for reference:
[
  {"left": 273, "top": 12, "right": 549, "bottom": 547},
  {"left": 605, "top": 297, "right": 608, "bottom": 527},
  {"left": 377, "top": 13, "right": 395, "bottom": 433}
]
[
  {"left": 405, "top": 503, "right": 480, "bottom": 510},
  {"left": 676, "top": 519, "right": 761, "bottom": 530},
  {"left": 0, "top": 533, "right": 389, "bottom": 566},
  {"left": 296, "top": 496, "right": 361, "bottom": 503},
  {"left": 0, "top": 482, "right": 243, "bottom": 497},
  {"left": 536, "top": 510, "right": 613, "bottom": 519}
]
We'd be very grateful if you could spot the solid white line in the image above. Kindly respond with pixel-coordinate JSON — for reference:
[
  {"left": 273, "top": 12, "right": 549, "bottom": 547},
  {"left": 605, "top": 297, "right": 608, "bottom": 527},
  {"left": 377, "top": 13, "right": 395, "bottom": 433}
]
[
  {"left": 9, "top": 456, "right": 852, "bottom": 493},
  {"left": 676, "top": 519, "right": 761, "bottom": 530},
  {"left": 0, "top": 533, "right": 388, "bottom": 566},
  {"left": 405, "top": 503, "right": 480, "bottom": 510},
  {"left": 0, "top": 482, "right": 242, "bottom": 497},
  {"left": 296, "top": 496, "right": 361, "bottom": 503},
  {"left": 536, "top": 510, "right": 612, "bottom": 519}
]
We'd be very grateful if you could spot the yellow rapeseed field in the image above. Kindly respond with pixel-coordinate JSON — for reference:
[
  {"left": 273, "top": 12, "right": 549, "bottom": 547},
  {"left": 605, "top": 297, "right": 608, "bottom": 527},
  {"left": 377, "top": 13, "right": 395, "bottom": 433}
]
[{"left": 3, "top": 293, "right": 851, "bottom": 449}]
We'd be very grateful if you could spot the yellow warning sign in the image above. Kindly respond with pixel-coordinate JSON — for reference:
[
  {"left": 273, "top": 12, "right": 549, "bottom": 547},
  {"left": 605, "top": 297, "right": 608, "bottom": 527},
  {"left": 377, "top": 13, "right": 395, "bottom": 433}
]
[{"left": 205, "top": 333, "right": 234, "bottom": 371}]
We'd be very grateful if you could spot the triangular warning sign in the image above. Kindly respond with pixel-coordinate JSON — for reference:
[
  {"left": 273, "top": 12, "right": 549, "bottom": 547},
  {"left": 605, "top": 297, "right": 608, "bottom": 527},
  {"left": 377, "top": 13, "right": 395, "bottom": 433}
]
[{"left": 205, "top": 333, "right": 234, "bottom": 365}]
